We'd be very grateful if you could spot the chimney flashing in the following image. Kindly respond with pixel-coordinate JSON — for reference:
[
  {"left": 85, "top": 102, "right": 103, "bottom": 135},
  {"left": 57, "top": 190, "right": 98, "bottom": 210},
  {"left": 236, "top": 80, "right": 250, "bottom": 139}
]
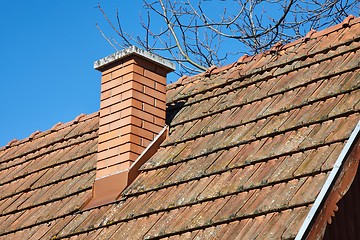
[
  {"left": 82, "top": 125, "right": 168, "bottom": 210},
  {"left": 129, "top": 125, "right": 167, "bottom": 170},
  {"left": 96, "top": 125, "right": 168, "bottom": 181},
  {"left": 94, "top": 45, "right": 176, "bottom": 72}
]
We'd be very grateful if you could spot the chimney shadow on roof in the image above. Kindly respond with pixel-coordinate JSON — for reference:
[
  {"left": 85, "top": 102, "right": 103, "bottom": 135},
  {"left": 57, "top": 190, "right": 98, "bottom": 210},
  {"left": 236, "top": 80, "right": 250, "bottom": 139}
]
[{"left": 166, "top": 101, "right": 185, "bottom": 128}]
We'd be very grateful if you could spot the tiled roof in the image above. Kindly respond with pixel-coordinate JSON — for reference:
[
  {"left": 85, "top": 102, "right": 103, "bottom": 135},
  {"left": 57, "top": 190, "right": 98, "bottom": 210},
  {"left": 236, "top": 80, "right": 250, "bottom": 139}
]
[
  {"left": 1, "top": 16, "right": 360, "bottom": 239},
  {"left": 0, "top": 113, "right": 99, "bottom": 239}
]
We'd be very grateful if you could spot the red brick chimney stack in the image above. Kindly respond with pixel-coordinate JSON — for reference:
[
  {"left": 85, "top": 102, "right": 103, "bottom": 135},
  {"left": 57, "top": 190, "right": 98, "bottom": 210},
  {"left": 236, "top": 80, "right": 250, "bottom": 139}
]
[
  {"left": 83, "top": 46, "right": 174, "bottom": 209},
  {"left": 94, "top": 46, "right": 175, "bottom": 179}
]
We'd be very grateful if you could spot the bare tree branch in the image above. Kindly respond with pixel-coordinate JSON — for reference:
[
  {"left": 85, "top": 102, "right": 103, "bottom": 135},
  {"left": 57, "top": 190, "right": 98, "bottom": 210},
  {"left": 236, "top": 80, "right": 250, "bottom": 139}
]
[
  {"left": 96, "top": 23, "right": 118, "bottom": 51},
  {"left": 96, "top": 0, "right": 359, "bottom": 76}
]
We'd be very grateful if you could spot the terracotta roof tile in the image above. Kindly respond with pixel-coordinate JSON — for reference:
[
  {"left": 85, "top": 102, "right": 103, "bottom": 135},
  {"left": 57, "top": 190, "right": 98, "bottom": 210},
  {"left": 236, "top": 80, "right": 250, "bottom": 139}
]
[
  {"left": 0, "top": 113, "right": 98, "bottom": 237},
  {"left": 281, "top": 206, "right": 313, "bottom": 239},
  {"left": 1, "top": 17, "right": 360, "bottom": 239}
]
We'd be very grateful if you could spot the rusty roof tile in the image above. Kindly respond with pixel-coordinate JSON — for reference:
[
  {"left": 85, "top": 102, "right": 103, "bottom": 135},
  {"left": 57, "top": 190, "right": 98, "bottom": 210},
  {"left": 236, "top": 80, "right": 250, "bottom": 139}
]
[
  {"left": 28, "top": 131, "right": 41, "bottom": 141},
  {"left": 260, "top": 210, "right": 297, "bottom": 239},
  {"left": 320, "top": 142, "right": 345, "bottom": 171},
  {"left": 139, "top": 146, "right": 172, "bottom": 170},
  {"left": 282, "top": 206, "right": 312, "bottom": 239},
  {"left": 236, "top": 54, "right": 250, "bottom": 64},
  {"left": 206, "top": 146, "right": 238, "bottom": 174},
  {"left": 69, "top": 206, "right": 111, "bottom": 236},
  {"left": 145, "top": 164, "right": 181, "bottom": 189},
  {"left": 329, "top": 91, "right": 360, "bottom": 117},
  {"left": 245, "top": 214, "right": 278, "bottom": 239},
  {"left": 294, "top": 141, "right": 341, "bottom": 177},
  {"left": 0, "top": 196, "right": 19, "bottom": 215},
  {"left": 203, "top": 65, "right": 218, "bottom": 76},
  {"left": 326, "top": 114, "right": 359, "bottom": 142},
  {"left": 189, "top": 224, "right": 223, "bottom": 239},
  {"left": 237, "top": 218, "right": 265, "bottom": 239},
  {"left": 290, "top": 173, "right": 329, "bottom": 206},
  {"left": 6, "top": 139, "right": 19, "bottom": 148},
  {"left": 142, "top": 143, "right": 184, "bottom": 169},
  {"left": 226, "top": 139, "right": 265, "bottom": 168},
  {"left": 45, "top": 220, "right": 80, "bottom": 240},
  {"left": 297, "top": 121, "right": 336, "bottom": 149},
  {"left": 239, "top": 185, "right": 281, "bottom": 217},
  {"left": 51, "top": 122, "right": 63, "bottom": 132},
  {"left": 102, "top": 218, "right": 141, "bottom": 239},
  {"left": 269, "top": 152, "right": 309, "bottom": 183},
  {"left": 183, "top": 116, "right": 216, "bottom": 139},
  {"left": 25, "top": 225, "right": 52, "bottom": 240},
  {"left": 242, "top": 160, "right": 281, "bottom": 188},
  {"left": 265, "top": 179, "right": 307, "bottom": 211},
  {"left": 212, "top": 220, "right": 247, "bottom": 239},
  {"left": 144, "top": 208, "right": 185, "bottom": 238},
  {"left": 0, "top": 158, "right": 29, "bottom": 184},
  {"left": 343, "top": 15, "right": 355, "bottom": 27},
  {"left": 185, "top": 176, "right": 219, "bottom": 203},
  {"left": 0, "top": 212, "right": 21, "bottom": 235},
  {"left": 121, "top": 212, "right": 165, "bottom": 239},
  {"left": 1, "top": 116, "right": 98, "bottom": 169},
  {"left": 143, "top": 188, "right": 177, "bottom": 213},
  {"left": 188, "top": 200, "right": 227, "bottom": 229},
  {"left": 1, "top": 170, "right": 43, "bottom": 200},
  {"left": 88, "top": 203, "right": 123, "bottom": 228},
  {"left": 0, "top": 143, "right": 27, "bottom": 165},
  {"left": 211, "top": 190, "right": 255, "bottom": 224},
  {"left": 309, "top": 30, "right": 346, "bottom": 55},
  {"left": 304, "top": 29, "right": 318, "bottom": 42},
  {"left": 196, "top": 170, "right": 237, "bottom": 200},
  {"left": 162, "top": 231, "right": 194, "bottom": 239},
  {"left": 89, "top": 224, "right": 122, "bottom": 240},
  {"left": 162, "top": 204, "right": 207, "bottom": 234},
  {"left": 125, "top": 168, "right": 167, "bottom": 195}
]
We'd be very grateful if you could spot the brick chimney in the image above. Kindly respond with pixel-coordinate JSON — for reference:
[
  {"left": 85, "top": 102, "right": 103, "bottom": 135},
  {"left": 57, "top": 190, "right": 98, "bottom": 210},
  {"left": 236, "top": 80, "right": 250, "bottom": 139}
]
[{"left": 83, "top": 46, "right": 175, "bottom": 209}]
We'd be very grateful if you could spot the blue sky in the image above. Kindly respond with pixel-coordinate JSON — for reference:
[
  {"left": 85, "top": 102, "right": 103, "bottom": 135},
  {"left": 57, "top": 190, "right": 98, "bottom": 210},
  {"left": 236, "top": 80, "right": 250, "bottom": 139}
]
[
  {"left": 0, "top": 1, "right": 147, "bottom": 147},
  {"left": 0, "top": 1, "right": 356, "bottom": 147}
]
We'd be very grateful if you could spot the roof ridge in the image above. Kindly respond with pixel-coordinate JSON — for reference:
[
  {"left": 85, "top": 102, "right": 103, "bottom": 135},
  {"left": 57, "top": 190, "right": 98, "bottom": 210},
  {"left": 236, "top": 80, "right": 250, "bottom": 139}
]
[
  {"left": 167, "top": 15, "right": 360, "bottom": 91},
  {"left": 0, "top": 112, "right": 99, "bottom": 152}
]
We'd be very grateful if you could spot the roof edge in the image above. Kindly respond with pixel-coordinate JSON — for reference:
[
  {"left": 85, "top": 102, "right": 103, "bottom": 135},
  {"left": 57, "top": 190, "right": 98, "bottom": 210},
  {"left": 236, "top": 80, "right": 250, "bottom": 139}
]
[
  {"left": 0, "top": 112, "right": 99, "bottom": 152},
  {"left": 295, "top": 119, "right": 360, "bottom": 240}
]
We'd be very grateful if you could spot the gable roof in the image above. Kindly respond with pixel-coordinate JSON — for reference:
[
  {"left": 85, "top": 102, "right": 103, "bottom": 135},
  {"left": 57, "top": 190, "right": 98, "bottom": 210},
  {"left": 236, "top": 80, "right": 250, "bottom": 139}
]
[{"left": 0, "top": 16, "right": 359, "bottom": 239}]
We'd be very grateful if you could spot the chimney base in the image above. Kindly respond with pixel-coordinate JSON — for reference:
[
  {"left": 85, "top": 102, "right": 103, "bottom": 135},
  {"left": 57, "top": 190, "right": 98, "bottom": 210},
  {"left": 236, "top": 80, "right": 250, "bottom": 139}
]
[{"left": 82, "top": 126, "right": 168, "bottom": 210}]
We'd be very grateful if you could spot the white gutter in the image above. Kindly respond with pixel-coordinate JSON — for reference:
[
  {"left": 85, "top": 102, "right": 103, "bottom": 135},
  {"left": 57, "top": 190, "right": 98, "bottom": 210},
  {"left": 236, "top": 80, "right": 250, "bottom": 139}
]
[{"left": 295, "top": 120, "right": 360, "bottom": 240}]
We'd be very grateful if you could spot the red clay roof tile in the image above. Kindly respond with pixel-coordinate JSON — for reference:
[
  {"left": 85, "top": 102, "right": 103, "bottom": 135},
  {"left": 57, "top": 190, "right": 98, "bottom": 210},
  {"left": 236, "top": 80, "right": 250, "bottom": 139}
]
[{"left": 1, "top": 16, "right": 360, "bottom": 239}]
